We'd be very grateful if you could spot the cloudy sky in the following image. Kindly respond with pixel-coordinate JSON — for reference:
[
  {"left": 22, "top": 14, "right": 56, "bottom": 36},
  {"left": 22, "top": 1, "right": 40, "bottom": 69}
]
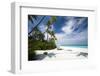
[{"left": 28, "top": 15, "right": 88, "bottom": 46}]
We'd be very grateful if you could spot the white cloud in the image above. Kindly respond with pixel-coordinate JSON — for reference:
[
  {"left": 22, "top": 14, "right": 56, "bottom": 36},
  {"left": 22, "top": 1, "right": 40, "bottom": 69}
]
[
  {"left": 62, "top": 17, "right": 87, "bottom": 35},
  {"left": 55, "top": 30, "right": 87, "bottom": 45},
  {"left": 55, "top": 33, "right": 64, "bottom": 40},
  {"left": 77, "top": 18, "right": 86, "bottom": 25},
  {"left": 62, "top": 19, "right": 76, "bottom": 34}
]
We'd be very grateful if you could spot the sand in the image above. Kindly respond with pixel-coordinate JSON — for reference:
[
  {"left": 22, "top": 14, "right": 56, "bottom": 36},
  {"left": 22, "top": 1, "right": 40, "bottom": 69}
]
[{"left": 35, "top": 46, "right": 88, "bottom": 60}]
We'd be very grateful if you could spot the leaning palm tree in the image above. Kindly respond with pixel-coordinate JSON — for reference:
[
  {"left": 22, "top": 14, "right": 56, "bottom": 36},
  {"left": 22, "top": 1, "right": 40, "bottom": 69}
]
[
  {"left": 46, "top": 16, "right": 57, "bottom": 41},
  {"left": 28, "top": 15, "right": 57, "bottom": 41},
  {"left": 28, "top": 15, "right": 37, "bottom": 23},
  {"left": 28, "top": 15, "right": 46, "bottom": 35}
]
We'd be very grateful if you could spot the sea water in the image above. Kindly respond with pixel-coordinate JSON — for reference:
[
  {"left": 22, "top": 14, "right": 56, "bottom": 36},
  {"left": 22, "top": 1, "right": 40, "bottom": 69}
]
[{"left": 61, "top": 45, "right": 88, "bottom": 48}]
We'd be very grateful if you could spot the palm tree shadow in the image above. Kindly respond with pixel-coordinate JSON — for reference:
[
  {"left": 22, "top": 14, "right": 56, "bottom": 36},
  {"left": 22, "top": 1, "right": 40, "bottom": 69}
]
[
  {"left": 47, "top": 53, "right": 56, "bottom": 58},
  {"left": 36, "top": 54, "right": 47, "bottom": 60},
  {"left": 77, "top": 52, "right": 88, "bottom": 57},
  {"left": 36, "top": 52, "right": 56, "bottom": 60}
]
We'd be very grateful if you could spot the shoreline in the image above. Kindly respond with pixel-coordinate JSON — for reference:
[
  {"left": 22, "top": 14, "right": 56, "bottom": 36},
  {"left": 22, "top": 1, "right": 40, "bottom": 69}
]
[{"left": 34, "top": 46, "right": 88, "bottom": 60}]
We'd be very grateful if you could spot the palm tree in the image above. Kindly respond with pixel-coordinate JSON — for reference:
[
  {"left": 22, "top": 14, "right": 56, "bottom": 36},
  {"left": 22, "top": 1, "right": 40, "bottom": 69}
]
[
  {"left": 46, "top": 16, "right": 57, "bottom": 41},
  {"left": 28, "top": 15, "right": 57, "bottom": 41},
  {"left": 31, "top": 26, "right": 44, "bottom": 41},
  {"left": 28, "top": 15, "right": 37, "bottom": 23},
  {"left": 28, "top": 15, "right": 46, "bottom": 35}
]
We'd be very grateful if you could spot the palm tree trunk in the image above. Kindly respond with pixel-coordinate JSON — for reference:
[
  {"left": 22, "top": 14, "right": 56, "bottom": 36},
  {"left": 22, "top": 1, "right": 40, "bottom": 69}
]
[{"left": 47, "top": 33, "right": 48, "bottom": 41}]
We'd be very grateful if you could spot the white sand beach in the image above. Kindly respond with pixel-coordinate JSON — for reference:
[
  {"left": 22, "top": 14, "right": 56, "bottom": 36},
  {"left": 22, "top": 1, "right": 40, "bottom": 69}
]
[{"left": 35, "top": 46, "right": 88, "bottom": 60}]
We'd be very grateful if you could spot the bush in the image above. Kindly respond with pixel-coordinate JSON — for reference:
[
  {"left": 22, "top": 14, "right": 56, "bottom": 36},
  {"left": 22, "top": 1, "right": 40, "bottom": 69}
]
[
  {"left": 28, "top": 38, "right": 57, "bottom": 60},
  {"left": 28, "top": 50, "right": 37, "bottom": 60}
]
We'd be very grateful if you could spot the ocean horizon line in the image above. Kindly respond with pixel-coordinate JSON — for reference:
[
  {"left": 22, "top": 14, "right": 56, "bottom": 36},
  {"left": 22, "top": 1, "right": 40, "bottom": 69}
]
[{"left": 60, "top": 45, "right": 88, "bottom": 48}]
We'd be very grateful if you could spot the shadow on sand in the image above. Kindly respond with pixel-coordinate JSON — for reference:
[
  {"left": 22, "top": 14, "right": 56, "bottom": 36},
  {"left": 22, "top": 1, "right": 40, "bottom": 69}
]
[{"left": 36, "top": 52, "right": 56, "bottom": 60}]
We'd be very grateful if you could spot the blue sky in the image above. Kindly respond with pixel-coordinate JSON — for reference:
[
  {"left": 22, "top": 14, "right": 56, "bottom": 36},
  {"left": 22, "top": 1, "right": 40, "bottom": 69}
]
[{"left": 28, "top": 15, "right": 88, "bottom": 46}]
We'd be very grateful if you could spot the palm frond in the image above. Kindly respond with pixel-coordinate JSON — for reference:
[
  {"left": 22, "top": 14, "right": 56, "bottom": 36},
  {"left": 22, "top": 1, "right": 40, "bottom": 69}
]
[
  {"left": 51, "top": 16, "right": 57, "bottom": 23},
  {"left": 28, "top": 15, "right": 38, "bottom": 23}
]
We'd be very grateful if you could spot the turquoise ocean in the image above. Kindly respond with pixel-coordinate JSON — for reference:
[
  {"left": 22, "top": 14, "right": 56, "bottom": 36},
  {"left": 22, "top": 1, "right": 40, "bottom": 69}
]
[{"left": 61, "top": 45, "right": 88, "bottom": 48}]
